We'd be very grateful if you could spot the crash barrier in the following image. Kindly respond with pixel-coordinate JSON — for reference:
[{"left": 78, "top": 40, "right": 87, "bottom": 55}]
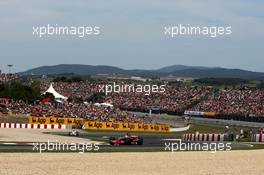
[
  {"left": 170, "top": 125, "right": 190, "bottom": 132},
  {"left": 0, "top": 123, "right": 69, "bottom": 129},
  {"left": 251, "top": 133, "right": 264, "bottom": 142},
  {"left": 29, "top": 116, "right": 84, "bottom": 126},
  {"left": 184, "top": 111, "right": 218, "bottom": 117},
  {"left": 182, "top": 133, "right": 226, "bottom": 142},
  {"left": 83, "top": 121, "right": 170, "bottom": 132}
]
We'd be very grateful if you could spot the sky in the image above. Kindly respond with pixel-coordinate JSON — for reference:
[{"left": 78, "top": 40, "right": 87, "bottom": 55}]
[{"left": 0, "top": 0, "right": 263, "bottom": 73}]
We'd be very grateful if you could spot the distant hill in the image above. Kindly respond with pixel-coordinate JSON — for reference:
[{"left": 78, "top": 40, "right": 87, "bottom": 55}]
[
  {"left": 156, "top": 65, "right": 210, "bottom": 73},
  {"left": 20, "top": 64, "right": 264, "bottom": 80},
  {"left": 169, "top": 68, "right": 264, "bottom": 80},
  {"left": 21, "top": 64, "right": 126, "bottom": 75}
]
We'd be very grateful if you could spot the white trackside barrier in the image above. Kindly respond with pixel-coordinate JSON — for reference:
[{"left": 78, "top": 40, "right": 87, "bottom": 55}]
[
  {"left": 170, "top": 125, "right": 190, "bottom": 132},
  {"left": 182, "top": 133, "right": 225, "bottom": 142},
  {"left": 0, "top": 123, "right": 68, "bottom": 129}
]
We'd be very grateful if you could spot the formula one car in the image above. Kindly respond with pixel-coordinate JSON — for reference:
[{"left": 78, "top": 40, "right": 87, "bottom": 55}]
[
  {"left": 109, "top": 134, "right": 143, "bottom": 145},
  {"left": 69, "top": 130, "right": 79, "bottom": 137}
]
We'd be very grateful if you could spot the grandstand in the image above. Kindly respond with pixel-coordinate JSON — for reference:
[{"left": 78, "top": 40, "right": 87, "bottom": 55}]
[{"left": 0, "top": 78, "right": 264, "bottom": 123}]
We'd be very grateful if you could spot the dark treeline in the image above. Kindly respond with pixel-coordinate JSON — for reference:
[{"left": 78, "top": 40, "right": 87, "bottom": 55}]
[
  {"left": 257, "top": 81, "right": 264, "bottom": 89},
  {"left": 53, "top": 76, "right": 84, "bottom": 83},
  {"left": 0, "top": 83, "right": 40, "bottom": 101},
  {"left": 194, "top": 78, "right": 249, "bottom": 86}
]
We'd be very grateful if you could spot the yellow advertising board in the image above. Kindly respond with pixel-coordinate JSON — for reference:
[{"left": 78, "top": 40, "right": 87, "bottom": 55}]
[
  {"left": 29, "top": 116, "right": 170, "bottom": 132},
  {"left": 203, "top": 112, "right": 218, "bottom": 117},
  {"left": 83, "top": 121, "right": 170, "bottom": 132},
  {"left": 29, "top": 116, "right": 84, "bottom": 126}
]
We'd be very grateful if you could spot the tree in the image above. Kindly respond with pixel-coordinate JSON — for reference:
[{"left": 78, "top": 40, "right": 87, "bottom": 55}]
[
  {"left": 0, "top": 83, "right": 39, "bottom": 101},
  {"left": 257, "top": 81, "right": 264, "bottom": 89}
]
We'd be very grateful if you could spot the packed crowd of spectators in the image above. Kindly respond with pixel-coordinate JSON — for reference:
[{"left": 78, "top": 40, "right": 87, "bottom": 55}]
[
  {"left": 40, "top": 81, "right": 103, "bottom": 100},
  {"left": 4, "top": 80, "right": 264, "bottom": 120},
  {"left": 103, "top": 86, "right": 211, "bottom": 114},
  {"left": 191, "top": 89, "right": 264, "bottom": 117},
  {"left": 0, "top": 72, "right": 19, "bottom": 83},
  {"left": 3, "top": 99, "right": 148, "bottom": 123},
  {"left": 40, "top": 82, "right": 211, "bottom": 114}
]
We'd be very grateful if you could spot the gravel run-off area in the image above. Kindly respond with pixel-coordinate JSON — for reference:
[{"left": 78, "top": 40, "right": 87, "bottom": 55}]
[{"left": 0, "top": 150, "right": 264, "bottom": 175}]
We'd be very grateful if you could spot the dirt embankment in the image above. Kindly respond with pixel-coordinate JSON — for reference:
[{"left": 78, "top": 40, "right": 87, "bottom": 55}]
[{"left": 0, "top": 114, "right": 28, "bottom": 123}]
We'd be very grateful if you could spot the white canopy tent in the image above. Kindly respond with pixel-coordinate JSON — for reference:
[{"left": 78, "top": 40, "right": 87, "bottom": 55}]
[
  {"left": 94, "top": 102, "right": 113, "bottom": 108},
  {"left": 44, "top": 83, "right": 68, "bottom": 100}
]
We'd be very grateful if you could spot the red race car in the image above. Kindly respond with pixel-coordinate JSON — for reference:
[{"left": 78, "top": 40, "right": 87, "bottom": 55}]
[{"left": 109, "top": 134, "right": 143, "bottom": 146}]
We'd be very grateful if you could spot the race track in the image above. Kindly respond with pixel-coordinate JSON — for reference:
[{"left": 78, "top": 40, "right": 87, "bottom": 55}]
[{"left": 0, "top": 129, "right": 253, "bottom": 152}]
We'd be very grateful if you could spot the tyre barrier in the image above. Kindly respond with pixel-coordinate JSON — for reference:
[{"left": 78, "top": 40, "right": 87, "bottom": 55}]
[
  {"left": 251, "top": 133, "right": 264, "bottom": 142},
  {"left": 182, "top": 133, "right": 225, "bottom": 142},
  {"left": 0, "top": 123, "right": 69, "bottom": 129}
]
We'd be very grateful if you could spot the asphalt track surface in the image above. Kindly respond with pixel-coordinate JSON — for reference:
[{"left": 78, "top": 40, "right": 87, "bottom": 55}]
[
  {"left": 0, "top": 130, "right": 252, "bottom": 151},
  {"left": 50, "top": 130, "right": 254, "bottom": 150}
]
